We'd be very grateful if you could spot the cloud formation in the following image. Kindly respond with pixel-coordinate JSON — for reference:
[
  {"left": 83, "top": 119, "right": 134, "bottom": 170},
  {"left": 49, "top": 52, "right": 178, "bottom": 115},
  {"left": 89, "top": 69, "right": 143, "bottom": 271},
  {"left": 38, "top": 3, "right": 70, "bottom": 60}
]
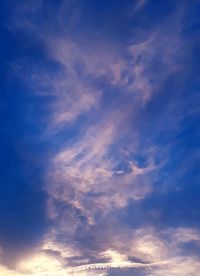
[{"left": 1, "top": 0, "right": 200, "bottom": 275}]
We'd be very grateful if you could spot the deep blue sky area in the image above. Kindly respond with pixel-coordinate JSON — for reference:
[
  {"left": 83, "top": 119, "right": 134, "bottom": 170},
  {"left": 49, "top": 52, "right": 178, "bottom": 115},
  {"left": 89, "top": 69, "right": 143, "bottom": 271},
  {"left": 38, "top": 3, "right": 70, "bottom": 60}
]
[{"left": 0, "top": 0, "right": 200, "bottom": 275}]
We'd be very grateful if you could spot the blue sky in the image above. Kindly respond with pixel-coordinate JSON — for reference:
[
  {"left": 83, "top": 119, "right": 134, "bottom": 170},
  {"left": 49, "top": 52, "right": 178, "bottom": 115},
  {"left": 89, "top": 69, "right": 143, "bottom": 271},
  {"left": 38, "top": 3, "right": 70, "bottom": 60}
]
[{"left": 1, "top": 0, "right": 200, "bottom": 275}]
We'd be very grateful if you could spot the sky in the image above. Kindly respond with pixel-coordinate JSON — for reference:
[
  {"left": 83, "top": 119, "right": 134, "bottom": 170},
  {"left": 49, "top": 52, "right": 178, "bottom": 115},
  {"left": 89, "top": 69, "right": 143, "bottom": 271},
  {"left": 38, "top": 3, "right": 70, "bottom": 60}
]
[{"left": 1, "top": 0, "right": 200, "bottom": 275}]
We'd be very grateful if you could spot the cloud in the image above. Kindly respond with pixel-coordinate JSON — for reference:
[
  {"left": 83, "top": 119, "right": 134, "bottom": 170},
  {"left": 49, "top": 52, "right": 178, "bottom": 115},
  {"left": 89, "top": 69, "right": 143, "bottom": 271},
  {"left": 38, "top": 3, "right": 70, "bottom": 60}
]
[
  {"left": 46, "top": 116, "right": 158, "bottom": 228},
  {"left": 63, "top": 259, "right": 170, "bottom": 274},
  {"left": 3, "top": 226, "right": 199, "bottom": 275},
  {"left": 17, "top": 253, "right": 63, "bottom": 274},
  {"left": 149, "top": 256, "right": 200, "bottom": 276},
  {"left": 3, "top": 0, "right": 200, "bottom": 275},
  {"left": 133, "top": 0, "right": 149, "bottom": 12}
]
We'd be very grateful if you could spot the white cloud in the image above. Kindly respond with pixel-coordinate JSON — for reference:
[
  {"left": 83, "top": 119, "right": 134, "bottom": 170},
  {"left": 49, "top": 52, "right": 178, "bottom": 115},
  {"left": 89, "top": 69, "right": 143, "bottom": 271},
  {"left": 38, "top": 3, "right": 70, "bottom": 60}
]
[
  {"left": 7, "top": 2, "right": 192, "bottom": 274},
  {"left": 46, "top": 116, "right": 158, "bottom": 224},
  {"left": 150, "top": 256, "right": 200, "bottom": 276},
  {"left": 7, "top": 226, "right": 200, "bottom": 275}
]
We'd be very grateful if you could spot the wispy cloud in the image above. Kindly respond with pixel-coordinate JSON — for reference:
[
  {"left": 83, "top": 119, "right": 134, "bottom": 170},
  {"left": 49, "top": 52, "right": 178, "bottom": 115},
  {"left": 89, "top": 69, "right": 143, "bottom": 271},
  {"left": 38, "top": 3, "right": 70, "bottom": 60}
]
[{"left": 2, "top": 0, "right": 199, "bottom": 275}]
